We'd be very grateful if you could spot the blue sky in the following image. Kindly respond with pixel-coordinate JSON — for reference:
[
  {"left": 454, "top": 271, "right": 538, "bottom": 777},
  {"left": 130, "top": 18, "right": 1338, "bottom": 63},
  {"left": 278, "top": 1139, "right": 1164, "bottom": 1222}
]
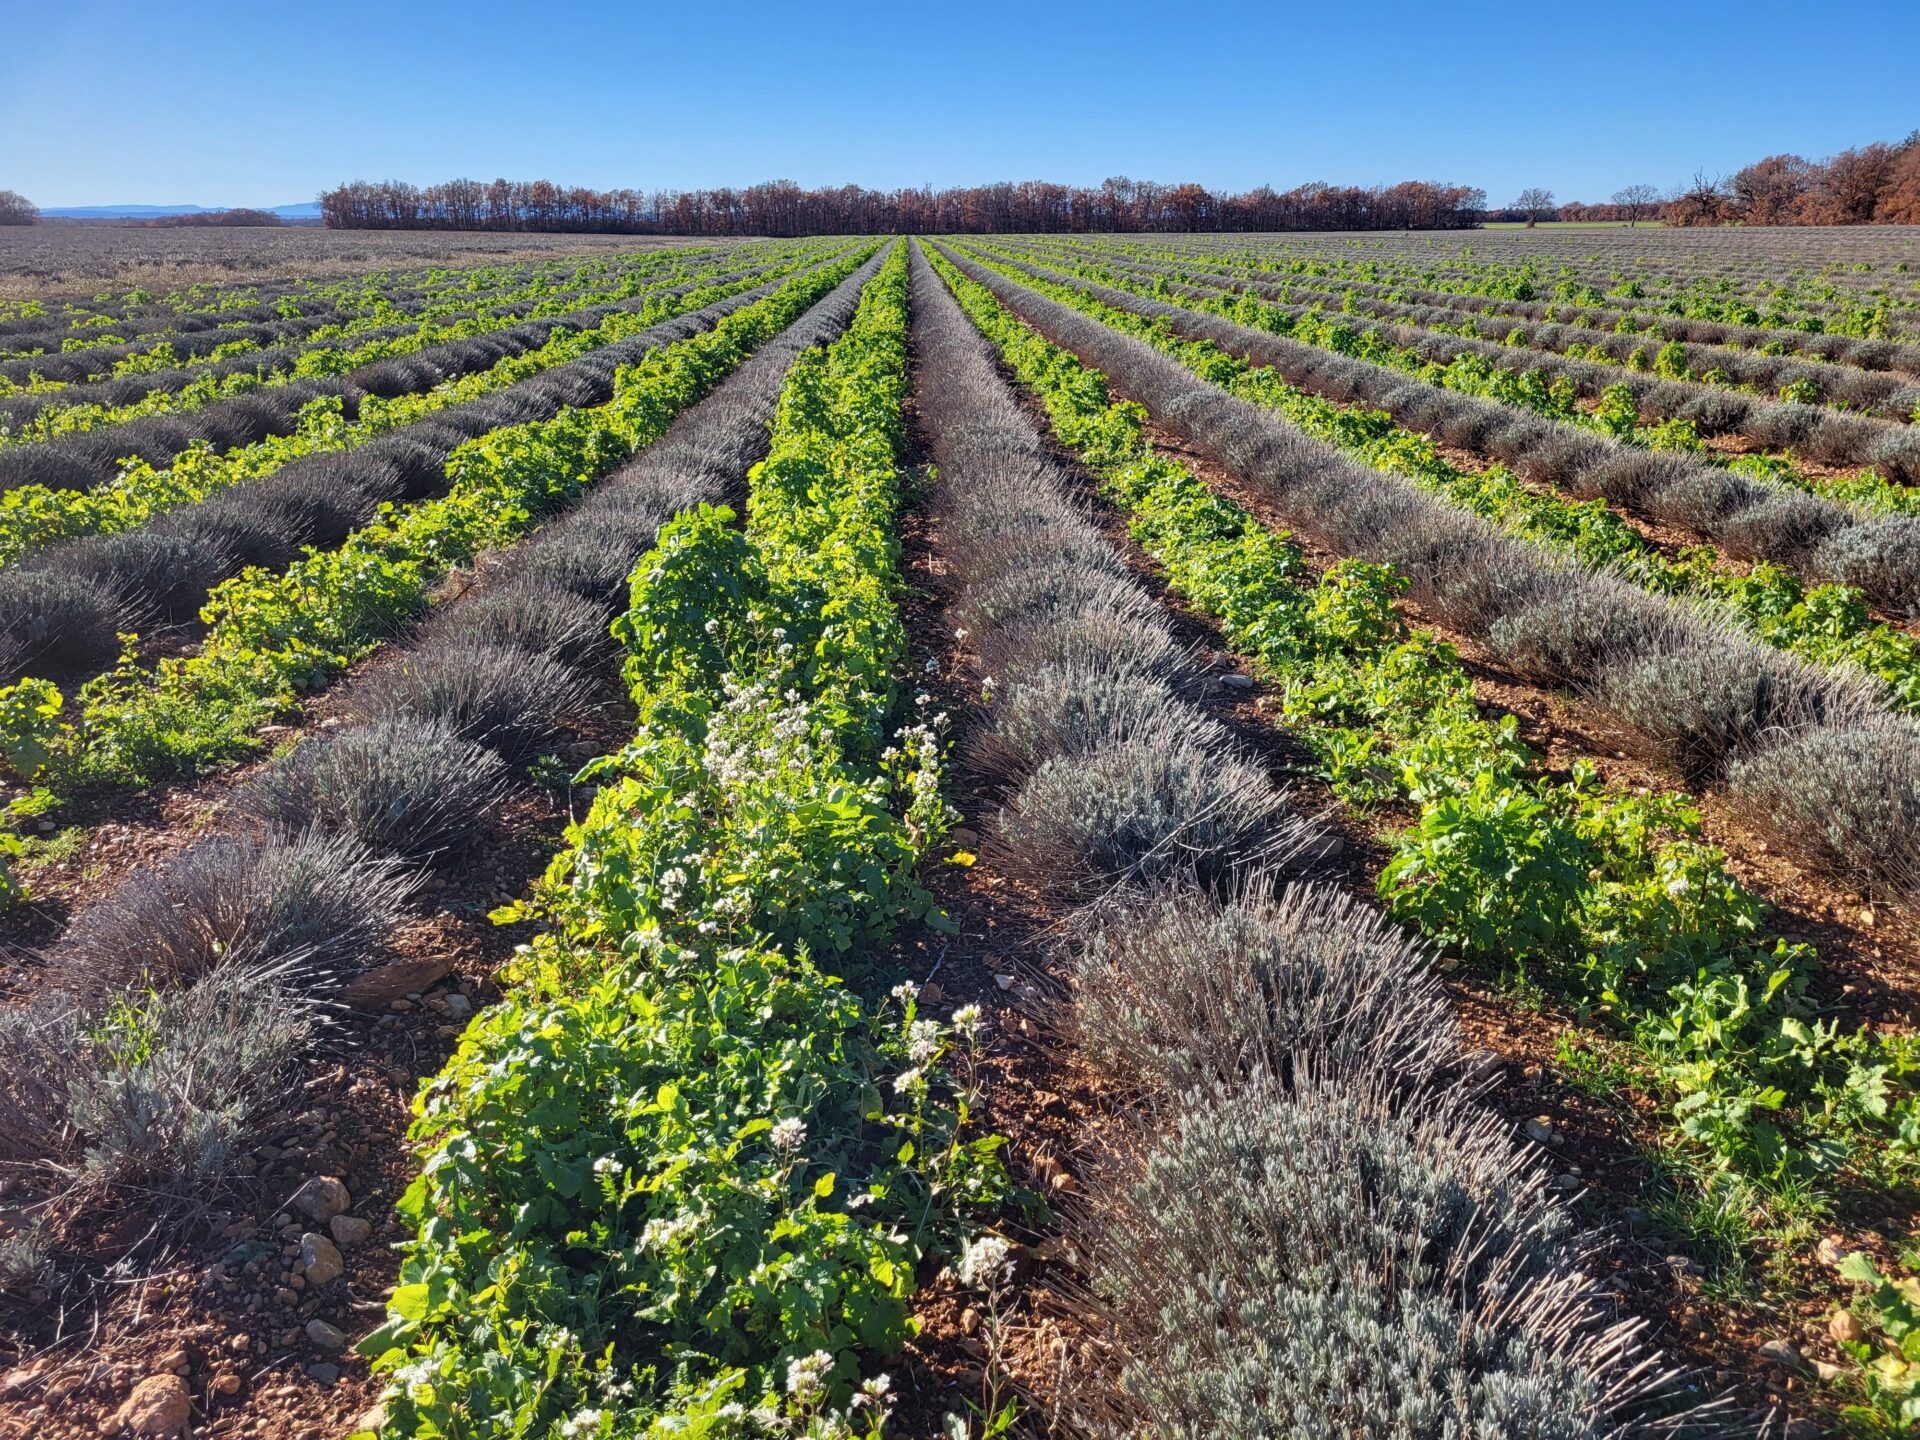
[{"left": 4, "top": 0, "right": 1916, "bottom": 209}]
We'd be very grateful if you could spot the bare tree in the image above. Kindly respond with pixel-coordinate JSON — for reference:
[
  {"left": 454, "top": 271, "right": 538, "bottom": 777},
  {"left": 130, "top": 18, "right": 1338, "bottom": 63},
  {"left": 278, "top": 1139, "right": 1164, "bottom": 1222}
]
[
  {"left": 0, "top": 190, "right": 37, "bottom": 226},
  {"left": 1663, "top": 171, "right": 1729, "bottom": 228},
  {"left": 1513, "top": 187, "right": 1556, "bottom": 227},
  {"left": 1610, "top": 183, "right": 1660, "bottom": 226}
]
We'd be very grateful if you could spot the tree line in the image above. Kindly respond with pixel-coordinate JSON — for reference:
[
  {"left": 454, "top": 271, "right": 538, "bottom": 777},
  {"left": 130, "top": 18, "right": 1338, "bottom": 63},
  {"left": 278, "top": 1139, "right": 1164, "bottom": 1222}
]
[
  {"left": 1661, "top": 132, "right": 1920, "bottom": 227},
  {"left": 315, "top": 176, "right": 1491, "bottom": 234}
]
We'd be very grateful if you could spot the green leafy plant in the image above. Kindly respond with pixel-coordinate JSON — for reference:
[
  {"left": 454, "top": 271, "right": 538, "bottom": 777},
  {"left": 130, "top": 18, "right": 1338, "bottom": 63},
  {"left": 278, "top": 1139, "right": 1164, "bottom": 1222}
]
[
  {"left": 1835, "top": 1252, "right": 1920, "bottom": 1434},
  {"left": 366, "top": 246, "right": 1012, "bottom": 1439}
]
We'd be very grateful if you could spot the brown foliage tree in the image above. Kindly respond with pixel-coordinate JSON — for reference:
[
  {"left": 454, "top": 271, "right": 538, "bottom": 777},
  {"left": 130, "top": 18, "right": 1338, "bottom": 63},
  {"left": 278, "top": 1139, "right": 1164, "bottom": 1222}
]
[
  {"left": 1875, "top": 142, "right": 1920, "bottom": 224},
  {"left": 1798, "top": 143, "right": 1899, "bottom": 224},
  {"left": 1728, "top": 155, "right": 1813, "bottom": 224},
  {"left": 317, "top": 175, "right": 1489, "bottom": 235}
]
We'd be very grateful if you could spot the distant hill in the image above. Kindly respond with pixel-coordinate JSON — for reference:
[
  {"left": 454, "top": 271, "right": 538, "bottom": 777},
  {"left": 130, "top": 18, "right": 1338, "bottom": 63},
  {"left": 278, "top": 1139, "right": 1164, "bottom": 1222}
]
[{"left": 38, "top": 202, "right": 322, "bottom": 220}]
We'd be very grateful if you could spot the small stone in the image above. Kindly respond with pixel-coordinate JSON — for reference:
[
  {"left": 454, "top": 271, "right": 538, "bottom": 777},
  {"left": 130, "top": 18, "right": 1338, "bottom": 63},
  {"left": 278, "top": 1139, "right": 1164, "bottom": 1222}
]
[
  {"left": 287, "top": 1176, "right": 350, "bottom": 1223},
  {"left": 328, "top": 1214, "right": 372, "bottom": 1247},
  {"left": 1621, "top": 1207, "right": 1651, "bottom": 1230},
  {"left": 1462, "top": 1051, "right": 1502, "bottom": 1084},
  {"left": 275, "top": 1287, "right": 298, "bottom": 1307},
  {"left": 993, "top": 974, "right": 1015, "bottom": 991},
  {"left": 220, "top": 1229, "right": 264, "bottom": 1261},
  {"left": 960, "top": 1306, "right": 981, "bottom": 1335},
  {"left": 1523, "top": 1117, "right": 1555, "bottom": 1145},
  {"left": 156, "top": 1348, "right": 190, "bottom": 1374},
  {"left": 1666, "top": 1254, "right": 1705, "bottom": 1278},
  {"left": 299, "top": 1233, "right": 343, "bottom": 1286},
  {"left": 1814, "top": 1359, "right": 1844, "bottom": 1382},
  {"left": 1832, "top": 1308, "right": 1867, "bottom": 1345},
  {"left": 115, "top": 1374, "right": 191, "bottom": 1436},
  {"left": 1759, "top": 1338, "right": 1805, "bottom": 1372},
  {"left": 1220, "top": 673, "right": 1255, "bottom": 690},
  {"left": 443, "top": 993, "right": 472, "bottom": 1018},
  {"left": 1551, "top": 1173, "right": 1582, "bottom": 1191},
  {"left": 0, "top": 1368, "right": 40, "bottom": 1400},
  {"left": 305, "top": 1363, "right": 340, "bottom": 1385},
  {"left": 388, "top": 998, "right": 413, "bottom": 1013},
  {"left": 1816, "top": 1235, "right": 1852, "bottom": 1268},
  {"left": 1785, "top": 1419, "right": 1821, "bottom": 1440},
  {"left": 305, "top": 1319, "right": 347, "bottom": 1351},
  {"left": 213, "top": 1371, "right": 242, "bottom": 1395},
  {"left": 226, "top": 1335, "right": 253, "bottom": 1355}
]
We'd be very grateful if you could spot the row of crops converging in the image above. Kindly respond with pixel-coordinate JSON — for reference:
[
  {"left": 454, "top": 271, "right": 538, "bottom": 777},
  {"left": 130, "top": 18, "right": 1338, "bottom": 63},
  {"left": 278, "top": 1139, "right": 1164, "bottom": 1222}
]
[{"left": 5, "top": 230, "right": 1920, "bottom": 1437}]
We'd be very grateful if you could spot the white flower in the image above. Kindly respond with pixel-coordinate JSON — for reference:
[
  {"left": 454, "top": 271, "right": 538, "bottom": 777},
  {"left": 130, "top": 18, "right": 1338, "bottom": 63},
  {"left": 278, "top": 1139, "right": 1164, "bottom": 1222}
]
[
  {"left": 950, "top": 1005, "right": 983, "bottom": 1039},
  {"left": 957, "top": 1234, "right": 1015, "bottom": 1289},
  {"left": 659, "top": 865, "right": 690, "bottom": 911},
  {"left": 786, "top": 1349, "right": 834, "bottom": 1404},
  {"left": 890, "top": 980, "right": 921, "bottom": 1005},
  {"left": 593, "top": 1156, "right": 622, "bottom": 1176},
  {"left": 1666, "top": 874, "right": 1691, "bottom": 898},
  {"left": 892, "top": 1067, "right": 924, "bottom": 1093},
  {"left": 852, "top": 1371, "right": 894, "bottom": 1409},
  {"left": 923, "top": 658, "right": 939, "bottom": 674},
  {"left": 770, "top": 1116, "right": 807, "bottom": 1154},
  {"left": 953, "top": 627, "right": 969, "bottom": 642},
  {"left": 907, "top": 1018, "right": 943, "bottom": 1066},
  {"left": 560, "top": 1408, "right": 605, "bottom": 1437},
  {"left": 704, "top": 618, "right": 720, "bottom": 635}
]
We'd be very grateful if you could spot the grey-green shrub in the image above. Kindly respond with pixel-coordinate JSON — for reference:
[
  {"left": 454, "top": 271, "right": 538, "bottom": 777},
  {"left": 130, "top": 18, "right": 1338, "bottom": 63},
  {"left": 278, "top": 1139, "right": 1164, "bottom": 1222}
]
[
  {"left": 1072, "top": 881, "right": 1454, "bottom": 1095},
  {"left": 237, "top": 715, "right": 509, "bottom": 864}
]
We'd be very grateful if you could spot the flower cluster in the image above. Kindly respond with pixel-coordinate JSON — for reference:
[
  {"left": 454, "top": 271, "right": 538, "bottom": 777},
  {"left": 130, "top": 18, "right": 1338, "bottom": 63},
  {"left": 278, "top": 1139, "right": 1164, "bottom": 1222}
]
[{"left": 957, "top": 1233, "right": 1016, "bottom": 1291}]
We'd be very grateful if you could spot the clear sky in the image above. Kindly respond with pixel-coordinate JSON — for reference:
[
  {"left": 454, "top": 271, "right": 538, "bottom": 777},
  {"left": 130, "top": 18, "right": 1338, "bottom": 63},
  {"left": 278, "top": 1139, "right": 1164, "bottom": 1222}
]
[{"left": 4, "top": 0, "right": 1916, "bottom": 209}]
